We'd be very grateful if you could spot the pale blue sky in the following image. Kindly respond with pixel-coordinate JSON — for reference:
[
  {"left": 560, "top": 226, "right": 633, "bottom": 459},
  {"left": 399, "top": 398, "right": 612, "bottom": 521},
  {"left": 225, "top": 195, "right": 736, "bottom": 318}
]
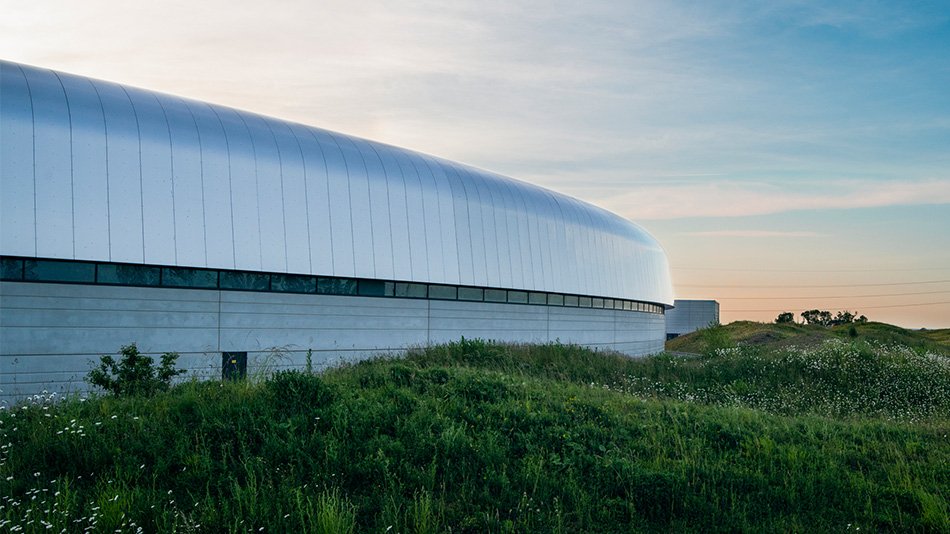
[{"left": 3, "top": 0, "right": 948, "bottom": 327}]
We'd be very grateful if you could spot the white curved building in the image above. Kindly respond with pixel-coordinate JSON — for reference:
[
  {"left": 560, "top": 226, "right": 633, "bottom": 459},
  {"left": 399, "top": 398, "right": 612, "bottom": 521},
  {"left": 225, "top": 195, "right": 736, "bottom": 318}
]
[{"left": 0, "top": 60, "right": 673, "bottom": 401}]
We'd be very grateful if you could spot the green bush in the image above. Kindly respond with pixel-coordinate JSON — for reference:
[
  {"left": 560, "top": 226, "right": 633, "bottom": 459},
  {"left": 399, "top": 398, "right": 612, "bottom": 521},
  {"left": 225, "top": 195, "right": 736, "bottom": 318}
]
[
  {"left": 699, "top": 323, "right": 733, "bottom": 355},
  {"left": 85, "top": 343, "right": 184, "bottom": 396}
]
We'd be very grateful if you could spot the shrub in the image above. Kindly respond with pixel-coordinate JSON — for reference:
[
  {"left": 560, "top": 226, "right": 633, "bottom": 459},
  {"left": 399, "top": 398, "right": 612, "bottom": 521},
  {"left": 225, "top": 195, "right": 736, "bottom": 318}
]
[
  {"left": 699, "top": 323, "right": 733, "bottom": 356},
  {"left": 775, "top": 312, "right": 795, "bottom": 324},
  {"left": 86, "top": 343, "right": 184, "bottom": 396}
]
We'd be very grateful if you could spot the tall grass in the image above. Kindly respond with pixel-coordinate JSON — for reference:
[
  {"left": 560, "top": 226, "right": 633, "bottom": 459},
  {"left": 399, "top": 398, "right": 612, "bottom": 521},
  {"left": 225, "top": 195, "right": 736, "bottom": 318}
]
[{"left": 1, "top": 339, "right": 947, "bottom": 532}]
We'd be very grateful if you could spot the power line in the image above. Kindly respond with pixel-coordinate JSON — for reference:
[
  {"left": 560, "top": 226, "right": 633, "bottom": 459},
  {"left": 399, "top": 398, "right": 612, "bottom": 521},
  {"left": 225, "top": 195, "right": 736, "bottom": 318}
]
[
  {"left": 724, "top": 301, "right": 950, "bottom": 312},
  {"left": 715, "top": 290, "right": 950, "bottom": 300},
  {"left": 674, "top": 267, "right": 949, "bottom": 273},
  {"left": 678, "top": 279, "right": 950, "bottom": 289}
]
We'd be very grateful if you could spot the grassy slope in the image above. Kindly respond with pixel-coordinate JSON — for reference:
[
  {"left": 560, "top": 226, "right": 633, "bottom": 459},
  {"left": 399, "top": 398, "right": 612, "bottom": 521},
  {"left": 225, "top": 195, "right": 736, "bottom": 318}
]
[
  {"left": 1, "top": 340, "right": 948, "bottom": 532},
  {"left": 666, "top": 320, "right": 950, "bottom": 355}
]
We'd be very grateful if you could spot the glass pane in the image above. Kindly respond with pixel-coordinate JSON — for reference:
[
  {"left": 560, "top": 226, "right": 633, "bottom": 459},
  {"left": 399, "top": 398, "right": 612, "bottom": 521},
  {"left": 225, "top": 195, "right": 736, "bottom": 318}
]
[
  {"left": 318, "top": 278, "right": 357, "bottom": 295},
  {"left": 358, "top": 280, "right": 394, "bottom": 297},
  {"left": 591, "top": 298, "right": 604, "bottom": 308},
  {"left": 25, "top": 260, "right": 95, "bottom": 283},
  {"left": 1, "top": 258, "right": 24, "bottom": 280},
  {"left": 563, "top": 295, "right": 578, "bottom": 307},
  {"left": 220, "top": 271, "right": 270, "bottom": 291},
  {"left": 457, "top": 287, "right": 484, "bottom": 301},
  {"left": 604, "top": 299, "right": 614, "bottom": 309},
  {"left": 428, "top": 284, "right": 457, "bottom": 300},
  {"left": 484, "top": 288, "right": 506, "bottom": 302},
  {"left": 578, "top": 296, "right": 592, "bottom": 308},
  {"left": 624, "top": 301, "right": 632, "bottom": 311},
  {"left": 271, "top": 274, "right": 316, "bottom": 293},
  {"left": 394, "top": 282, "right": 427, "bottom": 298},
  {"left": 528, "top": 292, "right": 546, "bottom": 305},
  {"left": 507, "top": 291, "right": 528, "bottom": 304},
  {"left": 97, "top": 264, "right": 160, "bottom": 286},
  {"left": 547, "top": 294, "right": 564, "bottom": 306},
  {"left": 161, "top": 267, "right": 218, "bottom": 288}
]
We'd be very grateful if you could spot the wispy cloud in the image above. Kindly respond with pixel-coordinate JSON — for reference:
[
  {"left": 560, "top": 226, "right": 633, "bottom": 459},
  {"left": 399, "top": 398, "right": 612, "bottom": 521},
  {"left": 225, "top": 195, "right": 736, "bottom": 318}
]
[
  {"left": 588, "top": 178, "right": 950, "bottom": 220},
  {"left": 680, "top": 230, "right": 825, "bottom": 238}
]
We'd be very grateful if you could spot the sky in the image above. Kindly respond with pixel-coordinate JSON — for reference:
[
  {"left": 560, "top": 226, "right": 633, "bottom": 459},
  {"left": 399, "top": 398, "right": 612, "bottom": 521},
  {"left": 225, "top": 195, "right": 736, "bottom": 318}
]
[{"left": 2, "top": 0, "right": 949, "bottom": 328}]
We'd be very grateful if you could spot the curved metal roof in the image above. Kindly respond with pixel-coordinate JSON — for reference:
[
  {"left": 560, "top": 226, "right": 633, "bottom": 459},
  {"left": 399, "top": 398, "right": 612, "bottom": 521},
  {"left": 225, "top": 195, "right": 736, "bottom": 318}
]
[{"left": 0, "top": 60, "right": 672, "bottom": 305}]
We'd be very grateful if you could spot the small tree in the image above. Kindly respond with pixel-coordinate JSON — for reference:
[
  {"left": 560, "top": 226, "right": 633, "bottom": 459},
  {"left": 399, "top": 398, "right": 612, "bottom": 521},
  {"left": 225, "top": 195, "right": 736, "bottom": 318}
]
[
  {"left": 775, "top": 312, "right": 795, "bottom": 324},
  {"left": 86, "top": 343, "right": 184, "bottom": 397},
  {"left": 801, "top": 309, "right": 834, "bottom": 326},
  {"left": 833, "top": 310, "right": 855, "bottom": 326},
  {"left": 855, "top": 315, "right": 868, "bottom": 324}
]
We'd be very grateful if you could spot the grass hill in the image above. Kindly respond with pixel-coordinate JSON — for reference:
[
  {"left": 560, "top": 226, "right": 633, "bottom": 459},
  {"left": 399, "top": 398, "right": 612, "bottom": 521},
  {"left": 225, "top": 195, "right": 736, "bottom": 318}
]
[
  {"left": 2, "top": 337, "right": 949, "bottom": 532},
  {"left": 666, "top": 320, "right": 950, "bottom": 355}
]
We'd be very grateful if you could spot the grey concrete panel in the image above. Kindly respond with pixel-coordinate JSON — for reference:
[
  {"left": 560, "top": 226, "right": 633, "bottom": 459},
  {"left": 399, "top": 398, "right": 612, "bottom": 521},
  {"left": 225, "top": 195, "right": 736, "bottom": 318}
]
[
  {"left": 1, "top": 281, "right": 665, "bottom": 402},
  {"left": 1, "top": 63, "right": 36, "bottom": 257},
  {"left": 666, "top": 300, "right": 719, "bottom": 336}
]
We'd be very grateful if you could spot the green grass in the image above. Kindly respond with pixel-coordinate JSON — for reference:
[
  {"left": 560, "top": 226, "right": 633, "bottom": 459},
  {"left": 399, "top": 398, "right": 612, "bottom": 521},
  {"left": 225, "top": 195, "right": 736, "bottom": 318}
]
[
  {"left": 667, "top": 320, "right": 950, "bottom": 356},
  {"left": 2, "top": 338, "right": 949, "bottom": 532}
]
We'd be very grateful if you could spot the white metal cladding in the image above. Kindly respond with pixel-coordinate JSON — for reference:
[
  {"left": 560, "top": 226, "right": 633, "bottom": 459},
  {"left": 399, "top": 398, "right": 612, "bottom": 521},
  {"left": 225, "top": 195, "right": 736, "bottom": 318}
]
[{"left": 0, "top": 60, "right": 673, "bottom": 305}]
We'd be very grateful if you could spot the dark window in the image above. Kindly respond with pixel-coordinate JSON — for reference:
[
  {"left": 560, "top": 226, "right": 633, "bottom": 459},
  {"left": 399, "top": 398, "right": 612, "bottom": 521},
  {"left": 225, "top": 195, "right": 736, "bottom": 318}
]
[
  {"left": 271, "top": 274, "right": 315, "bottom": 293},
  {"left": 507, "top": 290, "right": 528, "bottom": 304},
  {"left": 484, "top": 288, "right": 506, "bottom": 302},
  {"left": 162, "top": 267, "right": 218, "bottom": 288},
  {"left": 317, "top": 278, "right": 357, "bottom": 295},
  {"left": 428, "top": 284, "right": 457, "bottom": 300},
  {"left": 547, "top": 294, "right": 564, "bottom": 306},
  {"left": 25, "top": 259, "right": 95, "bottom": 283},
  {"left": 604, "top": 299, "right": 614, "bottom": 309},
  {"left": 220, "top": 271, "right": 270, "bottom": 291},
  {"left": 457, "top": 287, "right": 484, "bottom": 301},
  {"left": 1, "top": 258, "right": 24, "bottom": 280},
  {"left": 563, "top": 295, "right": 579, "bottom": 307},
  {"left": 358, "top": 280, "right": 394, "bottom": 297},
  {"left": 578, "top": 296, "right": 592, "bottom": 308},
  {"left": 528, "top": 292, "right": 546, "bottom": 305},
  {"left": 394, "top": 282, "right": 427, "bottom": 298},
  {"left": 97, "top": 264, "right": 160, "bottom": 286},
  {"left": 624, "top": 301, "right": 632, "bottom": 311},
  {"left": 591, "top": 297, "right": 604, "bottom": 308}
]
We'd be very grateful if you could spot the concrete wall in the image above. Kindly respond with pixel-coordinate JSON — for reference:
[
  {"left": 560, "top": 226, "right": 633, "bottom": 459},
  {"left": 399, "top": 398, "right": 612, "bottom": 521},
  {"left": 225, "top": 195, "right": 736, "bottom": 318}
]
[
  {"left": 0, "top": 281, "right": 665, "bottom": 403},
  {"left": 665, "top": 299, "right": 720, "bottom": 338}
]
